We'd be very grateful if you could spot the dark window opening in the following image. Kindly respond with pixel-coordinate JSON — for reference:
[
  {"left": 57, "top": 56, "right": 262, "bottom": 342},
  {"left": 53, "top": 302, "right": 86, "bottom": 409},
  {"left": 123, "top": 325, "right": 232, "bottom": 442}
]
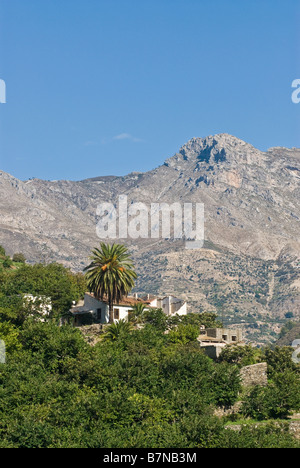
[{"left": 114, "top": 308, "right": 120, "bottom": 320}]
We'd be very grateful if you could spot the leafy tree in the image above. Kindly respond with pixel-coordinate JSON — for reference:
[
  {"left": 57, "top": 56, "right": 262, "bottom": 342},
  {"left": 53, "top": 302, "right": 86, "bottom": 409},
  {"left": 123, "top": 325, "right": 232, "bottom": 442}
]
[
  {"left": 69, "top": 272, "right": 87, "bottom": 300},
  {"left": 266, "top": 371, "right": 300, "bottom": 419},
  {"left": 19, "top": 320, "right": 88, "bottom": 372},
  {"left": 0, "top": 322, "right": 22, "bottom": 354},
  {"left": 242, "top": 370, "right": 300, "bottom": 420},
  {"left": 241, "top": 385, "right": 270, "bottom": 420},
  {"left": 12, "top": 253, "right": 26, "bottom": 263},
  {"left": 168, "top": 323, "right": 199, "bottom": 345},
  {"left": 279, "top": 321, "right": 299, "bottom": 339},
  {"left": 167, "top": 311, "right": 222, "bottom": 329},
  {"left": 264, "top": 346, "right": 298, "bottom": 379},
  {"left": 2, "top": 257, "right": 12, "bottom": 269},
  {"left": 84, "top": 243, "right": 137, "bottom": 323},
  {"left": 219, "top": 422, "right": 300, "bottom": 448},
  {"left": 285, "top": 312, "right": 294, "bottom": 319},
  {"left": 142, "top": 307, "right": 168, "bottom": 331},
  {"left": 211, "top": 363, "right": 241, "bottom": 408},
  {"left": 217, "top": 344, "right": 263, "bottom": 367},
  {"left": 0, "top": 263, "right": 85, "bottom": 320}
]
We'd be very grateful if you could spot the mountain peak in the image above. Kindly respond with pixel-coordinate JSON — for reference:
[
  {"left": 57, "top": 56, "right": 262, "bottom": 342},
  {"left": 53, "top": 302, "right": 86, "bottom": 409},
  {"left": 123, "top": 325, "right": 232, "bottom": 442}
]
[
  {"left": 178, "top": 133, "right": 259, "bottom": 161},
  {"left": 163, "top": 133, "right": 262, "bottom": 170}
]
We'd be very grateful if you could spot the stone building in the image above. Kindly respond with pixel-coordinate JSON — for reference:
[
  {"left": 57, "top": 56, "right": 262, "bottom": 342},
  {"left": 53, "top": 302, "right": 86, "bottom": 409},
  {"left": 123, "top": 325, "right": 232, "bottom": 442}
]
[{"left": 198, "top": 327, "right": 244, "bottom": 359}]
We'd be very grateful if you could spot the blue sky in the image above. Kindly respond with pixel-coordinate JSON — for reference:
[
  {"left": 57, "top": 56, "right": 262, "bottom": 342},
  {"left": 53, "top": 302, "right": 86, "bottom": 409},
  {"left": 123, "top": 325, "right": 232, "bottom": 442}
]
[{"left": 0, "top": 0, "right": 299, "bottom": 181}]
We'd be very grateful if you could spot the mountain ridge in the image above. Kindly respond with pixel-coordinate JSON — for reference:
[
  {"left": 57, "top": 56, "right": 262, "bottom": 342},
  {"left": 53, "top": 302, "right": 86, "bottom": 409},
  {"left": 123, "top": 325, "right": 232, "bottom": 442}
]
[{"left": 1, "top": 133, "right": 299, "bottom": 344}]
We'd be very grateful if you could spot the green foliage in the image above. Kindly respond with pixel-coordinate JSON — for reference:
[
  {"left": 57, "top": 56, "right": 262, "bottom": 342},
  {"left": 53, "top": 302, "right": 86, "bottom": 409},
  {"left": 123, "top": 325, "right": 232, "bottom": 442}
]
[
  {"left": 241, "top": 370, "right": 300, "bottom": 420},
  {"left": 0, "top": 316, "right": 299, "bottom": 448},
  {"left": 12, "top": 253, "right": 26, "bottom": 263},
  {"left": 219, "top": 421, "right": 300, "bottom": 448},
  {"left": 2, "top": 257, "right": 13, "bottom": 269},
  {"left": 0, "top": 322, "right": 22, "bottom": 354},
  {"left": 0, "top": 245, "right": 6, "bottom": 258},
  {"left": 0, "top": 316, "right": 246, "bottom": 448},
  {"left": 128, "top": 302, "right": 147, "bottom": 324},
  {"left": 217, "top": 344, "right": 264, "bottom": 367},
  {"left": 279, "top": 321, "right": 299, "bottom": 339},
  {"left": 241, "top": 385, "right": 271, "bottom": 420},
  {"left": 240, "top": 347, "right": 300, "bottom": 421},
  {"left": 285, "top": 312, "right": 294, "bottom": 319},
  {"left": 264, "top": 346, "right": 298, "bottom": 379},
  {"left": 0, "top": 260, "right": 299, "bottom": 448},
  {"left": 102, "top": 319, "right": 133, "bottom": 342},
  {"left": 211, "top": 363, "right": 242, "bottom": 407},
  {"left": 142, "top": 308, "right": 168, "bottom": 331},
  {"left": 0, "top": 262, "right": 86, "bottom": 323},
  {"left": 168, "top": 323, "right": 199, "bottom": 345},
  {"left": 167, "top": 311, "right": 222, "bottom": 329}
]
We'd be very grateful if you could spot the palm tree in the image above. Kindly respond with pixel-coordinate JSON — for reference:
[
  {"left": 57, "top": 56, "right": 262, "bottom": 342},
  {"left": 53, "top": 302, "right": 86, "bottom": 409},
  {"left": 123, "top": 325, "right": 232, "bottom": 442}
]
[
  {"left": 102, "top": 319, "right": 132, "bottom": 342},
  {"left": 84, "top": 243, "right": 137, "bottom": 323},
  {"left": 129, "top": 302, "right": 147, "bottom": 324}
]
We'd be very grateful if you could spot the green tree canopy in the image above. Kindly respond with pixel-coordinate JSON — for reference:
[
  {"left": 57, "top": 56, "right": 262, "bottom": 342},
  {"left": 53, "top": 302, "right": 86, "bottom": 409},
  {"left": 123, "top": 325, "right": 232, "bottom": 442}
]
[{"left": 0, "top": 263, "right": 86, "bottom": 322}]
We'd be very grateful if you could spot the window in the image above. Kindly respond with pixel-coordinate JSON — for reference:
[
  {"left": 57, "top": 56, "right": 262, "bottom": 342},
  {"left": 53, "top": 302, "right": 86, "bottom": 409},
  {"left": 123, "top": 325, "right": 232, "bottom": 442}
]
[
  {"left": 114, "top": 308, "right": 120, "bottom": 320},
  {"left": 96, "top": 308, "right": 102, "bottom": 321},
  {"left": 222, "top": 335, "right": 228, "bottom": 341},
  {"left": 232, "top": 335, "right": 237, "bottom": 342}
]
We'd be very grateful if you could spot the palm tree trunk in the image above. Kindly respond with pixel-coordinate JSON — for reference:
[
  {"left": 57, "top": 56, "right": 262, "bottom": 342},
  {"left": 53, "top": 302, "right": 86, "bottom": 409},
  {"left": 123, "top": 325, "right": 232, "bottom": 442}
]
[{"left": 108, "top": 294, "right": 114, "bottom": 324}]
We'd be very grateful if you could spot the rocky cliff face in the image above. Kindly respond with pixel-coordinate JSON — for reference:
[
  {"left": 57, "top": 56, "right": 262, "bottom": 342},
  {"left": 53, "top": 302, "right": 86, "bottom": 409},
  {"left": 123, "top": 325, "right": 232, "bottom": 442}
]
[{"left": 1, "top": 133, "right": 299, "bottom": 344}]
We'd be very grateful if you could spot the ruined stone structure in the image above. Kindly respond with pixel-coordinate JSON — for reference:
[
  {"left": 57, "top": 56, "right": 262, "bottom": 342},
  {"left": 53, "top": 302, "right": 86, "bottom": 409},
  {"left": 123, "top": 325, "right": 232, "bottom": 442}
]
[{"left": 198, "top": 327, "right": 244, "bottom": 359}]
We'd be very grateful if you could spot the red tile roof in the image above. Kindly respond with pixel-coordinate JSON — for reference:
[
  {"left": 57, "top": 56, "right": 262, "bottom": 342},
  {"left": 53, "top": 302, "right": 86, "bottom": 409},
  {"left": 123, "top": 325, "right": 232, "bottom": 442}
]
[{"left": 85, "top": 292, "right": 150, "bottom": 306}]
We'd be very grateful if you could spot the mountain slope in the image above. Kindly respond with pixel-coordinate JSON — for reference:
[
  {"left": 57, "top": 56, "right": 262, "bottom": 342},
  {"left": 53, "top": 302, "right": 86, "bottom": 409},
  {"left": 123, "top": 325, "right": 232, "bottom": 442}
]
[{"left": 1, "top": 133, "right": 299, "bottom": 344}]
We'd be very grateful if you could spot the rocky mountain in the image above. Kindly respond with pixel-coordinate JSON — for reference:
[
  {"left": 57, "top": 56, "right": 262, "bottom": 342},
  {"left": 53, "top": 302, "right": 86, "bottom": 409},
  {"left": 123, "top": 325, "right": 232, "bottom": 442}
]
[{"left": 1, "top": 133, "right": 300, "bottom": 344}]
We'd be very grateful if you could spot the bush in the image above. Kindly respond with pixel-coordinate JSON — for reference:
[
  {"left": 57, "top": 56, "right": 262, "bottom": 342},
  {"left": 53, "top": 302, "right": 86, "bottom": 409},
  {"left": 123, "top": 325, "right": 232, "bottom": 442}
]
[
  {"left": 168, "top": 323, "right": 199, "bottom": 345},
  {"left": 241, "top": 370, "right": 300, "bottom": 420},
  {"left": 2, "top": 257, "right": 12, "bottom": 269},
  {"left": 12, "top": 253, "right": 26, "bottom": 263},
  {"left": 211, "top": 363, "right": 241, "bottom": 408},
  {"left": 264, "top": 346, "right": 298, "bottom": 379},
  {"left": 217, "top": 344, "right": 263, "bottom": 367}
]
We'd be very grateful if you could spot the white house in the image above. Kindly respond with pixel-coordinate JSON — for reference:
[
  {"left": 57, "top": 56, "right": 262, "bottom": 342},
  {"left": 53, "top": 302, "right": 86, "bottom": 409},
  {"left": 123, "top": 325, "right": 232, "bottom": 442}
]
[
  {"left": 144, "top": 295, "right": 187, "bottom": 316},
  {"left": 71, "top": 293, "right": 150, "bottom": 326},
  {"left": 70, "top": 292, "right": 187, "bottom": 326},
  {"left": 23, "top": 294, "right": 52, "bottom": 321}
]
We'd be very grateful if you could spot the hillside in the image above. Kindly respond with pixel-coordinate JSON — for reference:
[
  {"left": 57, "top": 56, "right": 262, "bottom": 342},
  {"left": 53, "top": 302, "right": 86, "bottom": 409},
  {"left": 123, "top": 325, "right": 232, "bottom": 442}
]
[
  {"left": 1, "top": 133, "right": 300, "bottom": 344},
  {"left": 275, "top": 322, "right": 300, "bottom": 347}
]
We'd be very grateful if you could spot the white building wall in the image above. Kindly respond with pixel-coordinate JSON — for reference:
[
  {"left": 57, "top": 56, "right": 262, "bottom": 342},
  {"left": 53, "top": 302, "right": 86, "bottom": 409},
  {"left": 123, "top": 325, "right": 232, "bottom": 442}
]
[
  {"left": 75, "top": 293, "right": 187, "bottom": 325},
  {"left": 149, "top": 295, "right": 187, "bottom": 316},
  {"left": 23, "top": 294, "right": 52, "bottom": 319},
  {"left": 82, "top": 294, "right": 133, "bottom": 323}
]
